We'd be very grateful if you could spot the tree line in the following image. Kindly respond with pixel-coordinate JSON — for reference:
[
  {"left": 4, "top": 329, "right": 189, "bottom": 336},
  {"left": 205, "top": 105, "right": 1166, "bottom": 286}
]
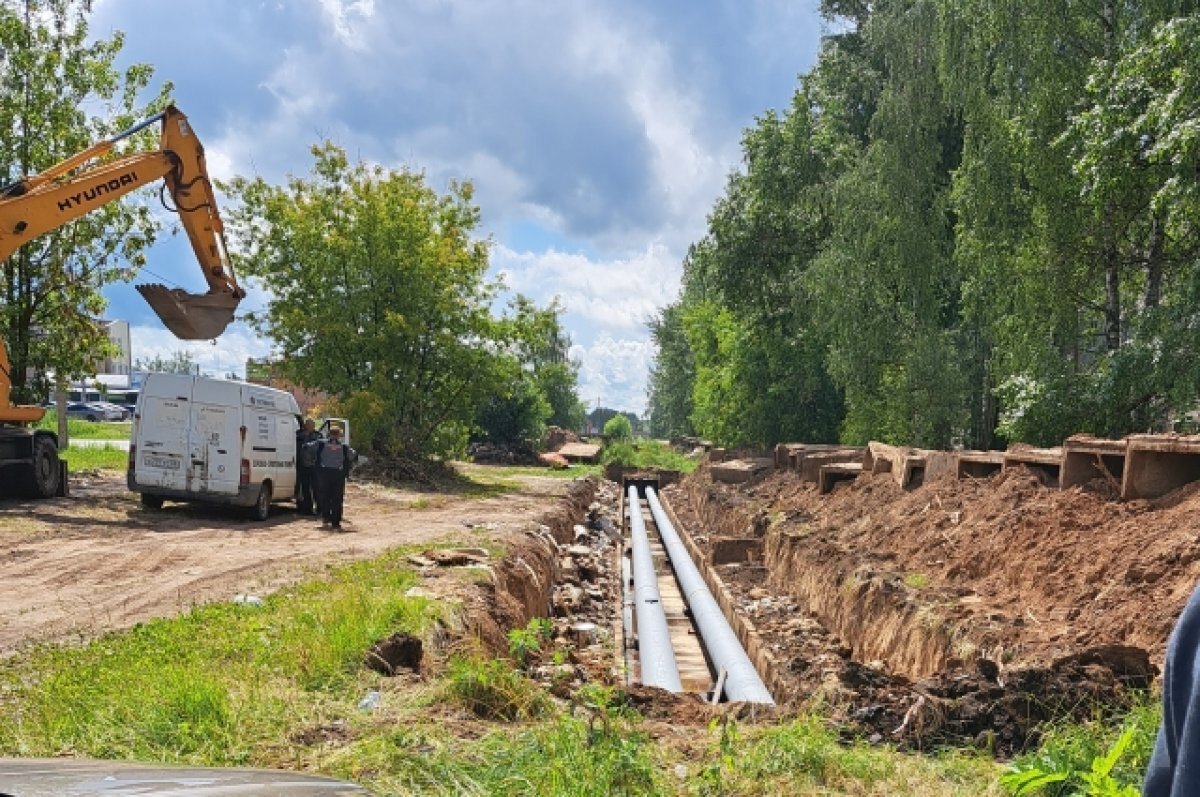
[
  {"left": 0, "top": 0, "right": 583, "bottom": 459},
  {"left": 648, "top": 0, "right": 1200, "bottom": 450}
]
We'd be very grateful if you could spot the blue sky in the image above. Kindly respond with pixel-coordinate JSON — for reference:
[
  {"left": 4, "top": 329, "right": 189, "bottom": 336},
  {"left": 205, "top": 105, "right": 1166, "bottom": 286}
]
[{"left": 91, "top": 0, "right": 822, "bottom": 414}]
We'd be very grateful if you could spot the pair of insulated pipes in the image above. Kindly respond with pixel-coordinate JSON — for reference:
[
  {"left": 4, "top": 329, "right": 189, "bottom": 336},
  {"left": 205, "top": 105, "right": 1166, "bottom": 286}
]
[{"left": 627, "top": 485, "right": 774, "bottom": 705}]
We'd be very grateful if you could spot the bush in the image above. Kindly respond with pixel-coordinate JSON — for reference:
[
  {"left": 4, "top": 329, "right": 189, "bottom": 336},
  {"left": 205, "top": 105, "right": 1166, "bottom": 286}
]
[{"left": 603, "top": 414, "right": 632, "bottom": 440}]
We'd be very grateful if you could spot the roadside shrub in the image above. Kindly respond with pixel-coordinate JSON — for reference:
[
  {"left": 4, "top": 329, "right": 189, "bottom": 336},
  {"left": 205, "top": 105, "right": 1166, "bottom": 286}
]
[{"left": 601, "top": 439, "right": 699, "bottom": 473}]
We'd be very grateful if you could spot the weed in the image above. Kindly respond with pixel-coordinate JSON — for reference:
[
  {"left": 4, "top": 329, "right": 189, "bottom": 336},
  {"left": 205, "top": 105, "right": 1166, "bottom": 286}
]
[
  {"left": 1001, "top": 699, "right": 1158, "bottom": 796},
  {"left": 904, "top": 572, "right": 930, "bottom": 589},
  {"left": 602, "top": 440, "right": 699, "bottom": 473},
  {"left": 443, "top": 655, "right": 550, "bottom": 721},
  {"left": 507, "top": 617, "right": 553, "bottom": 668},
  {"left": 466, "top": 710, "right": 661, "bottom": 796}
]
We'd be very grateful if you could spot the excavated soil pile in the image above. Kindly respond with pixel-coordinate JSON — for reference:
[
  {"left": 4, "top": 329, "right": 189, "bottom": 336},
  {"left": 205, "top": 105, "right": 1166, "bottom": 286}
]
[{"left": 667, "top": 458, "right": 1200, "bottom": 754}]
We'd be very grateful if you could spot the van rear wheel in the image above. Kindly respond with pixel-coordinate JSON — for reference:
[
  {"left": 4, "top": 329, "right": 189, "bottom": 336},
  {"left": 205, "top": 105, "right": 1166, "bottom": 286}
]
[{"left": 253, "top": 482, "right": 272, "bottom": 521}]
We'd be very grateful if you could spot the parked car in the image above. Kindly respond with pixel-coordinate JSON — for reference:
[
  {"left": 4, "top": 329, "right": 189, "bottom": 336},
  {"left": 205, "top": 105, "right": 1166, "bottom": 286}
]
[
  {"left": 88, "top": 401, "right": 131, "bottom": 420},
  {"left": 64, "top": 402, "right": 124, "bottom": 422}
]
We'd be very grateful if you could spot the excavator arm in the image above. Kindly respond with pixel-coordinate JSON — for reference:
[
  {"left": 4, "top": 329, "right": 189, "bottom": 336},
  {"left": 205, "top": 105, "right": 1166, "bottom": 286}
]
[{"left": 0, "top": 106, "right": 244, "bottom": 340}]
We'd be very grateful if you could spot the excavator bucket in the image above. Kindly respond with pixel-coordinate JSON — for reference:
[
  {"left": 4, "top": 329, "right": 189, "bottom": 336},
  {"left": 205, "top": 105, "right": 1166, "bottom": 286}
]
[{"left": 136, "top": 283, "right": 241, "bottom": 340}]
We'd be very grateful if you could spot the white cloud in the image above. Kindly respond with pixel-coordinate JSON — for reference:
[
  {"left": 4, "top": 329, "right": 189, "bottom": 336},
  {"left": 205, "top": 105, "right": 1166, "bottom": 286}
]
[
  {"left": 316, "top": 0, "right": 378, "bottom": 50},
  {"left": 92, "top": 0, "right": 823, "bottom": 420},
  {"left": 492, "top": 242, "right": 679, "bottom": 334},
  {"left": 130, "top": 322, "right": 272, "bottom": 379},
  {"left": 570, "top": 334, "right": 656, "bottom": 416}
]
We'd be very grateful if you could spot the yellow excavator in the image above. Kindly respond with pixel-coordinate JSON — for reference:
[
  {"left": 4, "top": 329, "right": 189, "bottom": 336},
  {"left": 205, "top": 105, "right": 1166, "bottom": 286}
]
[{"left": 0, "top": 105, "right": 246, "bottom": 497}]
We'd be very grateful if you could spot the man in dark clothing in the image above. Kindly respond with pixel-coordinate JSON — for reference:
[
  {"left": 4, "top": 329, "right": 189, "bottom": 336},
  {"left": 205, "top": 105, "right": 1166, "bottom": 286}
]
[
  {"left": 1146, "top": 583, "right": 1200, "bottom": 796},
  {"left": 314, "top": 425, "right": 355, "bottom": 530},
  {"left": 295, "top": 418, "right": 321, "bottom": 516}
]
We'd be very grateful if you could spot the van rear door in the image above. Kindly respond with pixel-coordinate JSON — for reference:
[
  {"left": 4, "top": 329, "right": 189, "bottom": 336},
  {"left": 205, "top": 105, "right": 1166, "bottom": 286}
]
[
  {"left": 135, "top": 375, "right": 192, "bottom": 491},
  {"left": 190, "top": 380, "right": 243, "bottom": 496}
]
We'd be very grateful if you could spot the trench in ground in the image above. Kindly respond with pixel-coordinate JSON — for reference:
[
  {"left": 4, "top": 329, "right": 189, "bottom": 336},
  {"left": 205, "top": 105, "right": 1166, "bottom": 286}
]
[{"left": 470, "top": 465, "right": 1150, "bottom": 754}]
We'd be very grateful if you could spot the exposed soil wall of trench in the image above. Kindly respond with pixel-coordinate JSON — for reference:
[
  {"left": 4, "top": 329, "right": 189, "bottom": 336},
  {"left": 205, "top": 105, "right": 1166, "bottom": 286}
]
[
  {"left": 463, "top": 477, "right": 599, "bottom": 654},
  {"left": 668, "top": 459, "right": 1169, "bottom": 754}
]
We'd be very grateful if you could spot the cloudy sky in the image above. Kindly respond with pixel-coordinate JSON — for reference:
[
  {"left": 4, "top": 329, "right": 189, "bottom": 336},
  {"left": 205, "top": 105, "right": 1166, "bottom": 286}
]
[{"left": 90, "top": 0, "right": 822, "bottom": 414}]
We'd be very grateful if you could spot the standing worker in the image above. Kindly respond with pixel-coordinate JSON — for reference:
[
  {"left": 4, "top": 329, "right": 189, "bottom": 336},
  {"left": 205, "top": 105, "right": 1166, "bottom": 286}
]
[
  {"left": 295, "top": 418, "right": 321, "bottom": 516},
  {"left": 315, "top": 424, "right": 356, "bottom": 530}
]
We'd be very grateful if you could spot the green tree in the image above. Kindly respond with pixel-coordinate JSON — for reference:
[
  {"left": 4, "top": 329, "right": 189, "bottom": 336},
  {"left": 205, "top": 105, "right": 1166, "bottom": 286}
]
[
  {"left": 134, "top": 350, "right": 198, "bottom": 375},
  {"left": 646, "top": 303, "right": 694, "bottom": 438},
  {"left": 499, "top": 295, "right": 585, "bottom": 431},
  {"left": 222, "top": 143, "right": 505, "bottom": 457},
  {"left": 475, "top": 372, "right": 551, "bottom": 449},
  {"left": 0, "top": 0, "right": 169, "bottom": 401}
]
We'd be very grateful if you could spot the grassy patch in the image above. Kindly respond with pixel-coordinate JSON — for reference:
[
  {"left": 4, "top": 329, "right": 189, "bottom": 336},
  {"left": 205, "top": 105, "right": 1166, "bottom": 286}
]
[
  {"left": 484, "top": 463, "right": 601, "bottom": 479},
  {"left": 904, "top": 572, "right": 930, "bottom": 589},
  {"left": 443, "top": 654, "right": 552, "bottom": 721},
  {"left": 602, "top": 439, "right": 699, "bottom": 473},
  {"left": 34, "top": 412, "right": 131, "bottom": 440},
  {"left": 0, "top": 550, "right": 440, "bottom": 765},
  {"left": 679, "top": 714, "right": 1005, "bottom": 796},
  {"left": 1002, "top": 697, "right": 1158, "bottom": 796},
  {"left": 62, "top": 444, "right": 128, "bottom": 471}
]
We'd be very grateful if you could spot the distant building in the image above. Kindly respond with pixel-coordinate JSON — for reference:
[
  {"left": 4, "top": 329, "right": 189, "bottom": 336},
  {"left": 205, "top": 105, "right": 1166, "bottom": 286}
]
[{"left": 97, "top": 320, "right": 131, "bottom": 379}]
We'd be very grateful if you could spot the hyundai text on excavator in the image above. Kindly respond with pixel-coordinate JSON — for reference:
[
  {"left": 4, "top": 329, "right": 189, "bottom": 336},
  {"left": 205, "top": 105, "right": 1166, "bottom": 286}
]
[{"left": 0, "top": 104, "right": 246, "bottom": 497}]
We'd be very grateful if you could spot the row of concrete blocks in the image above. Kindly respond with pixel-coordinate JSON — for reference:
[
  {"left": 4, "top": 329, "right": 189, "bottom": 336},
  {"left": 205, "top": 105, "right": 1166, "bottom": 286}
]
[{"left": 708, "top": 435, "right": 1200, "bottom": 501}]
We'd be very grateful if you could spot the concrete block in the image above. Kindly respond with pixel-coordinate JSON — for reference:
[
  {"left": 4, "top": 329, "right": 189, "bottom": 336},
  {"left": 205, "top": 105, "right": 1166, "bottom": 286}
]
[
  {"left": 1002, "top": 446, "right": 1063, "bottom": 487},
  {"left": 1122, "top": 434, "right": 1200, "bottom": 500},
  {"left": 1061, "top": 436, "right": 1127, "bottom": 490},
  {"left": 798, "top": 448, "right": 865, "bottom": 483},
  {"left": 819, "top": 461, "right": 862, "bottom": 494},
  {"left": 955, "top": 451, "right": 1005, "bottom": 480}
]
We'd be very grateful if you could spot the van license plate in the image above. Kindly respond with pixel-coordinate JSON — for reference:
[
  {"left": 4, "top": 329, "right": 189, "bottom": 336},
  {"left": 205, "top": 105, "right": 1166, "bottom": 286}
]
[{"left": 144, "top": 455, "right": 180, "bottom": 470}]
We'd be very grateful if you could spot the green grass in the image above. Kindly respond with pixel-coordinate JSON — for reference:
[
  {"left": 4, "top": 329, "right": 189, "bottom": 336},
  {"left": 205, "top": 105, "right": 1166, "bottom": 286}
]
[
  {"left": 62, "top": 444, "right": 128, "bottom": 471},
  {"left": 34, "top": 412, "right": 131, "bottom": 440},
  {"left": 602, "top": 439, "right": 700, "bottom": 473},
  {"left": 1002, "top": 696, "right": 1158, "bottom": 796},
  {"left": 0, "top": 550, "right": 440, "bottom": 765}
]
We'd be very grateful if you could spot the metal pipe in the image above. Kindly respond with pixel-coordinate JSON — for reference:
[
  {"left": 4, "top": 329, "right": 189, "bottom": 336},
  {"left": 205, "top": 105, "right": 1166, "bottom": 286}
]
[
  {"left": 645, "top": 487, "right": 774, "bottom": 705},
  {"left": 627, "top": 485, "right": 682, "bottom": 692}
]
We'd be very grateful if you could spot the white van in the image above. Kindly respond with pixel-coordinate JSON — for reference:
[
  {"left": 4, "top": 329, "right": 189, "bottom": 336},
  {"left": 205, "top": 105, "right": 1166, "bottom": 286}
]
[{"left": 127, "top": 374, "right": 301, "bottom": 520}]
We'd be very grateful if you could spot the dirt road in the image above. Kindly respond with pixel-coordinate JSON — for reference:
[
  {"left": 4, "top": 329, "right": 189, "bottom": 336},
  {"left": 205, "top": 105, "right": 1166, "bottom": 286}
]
[{"left": 0, "top": 468, "right": 571, "bottom": 655}]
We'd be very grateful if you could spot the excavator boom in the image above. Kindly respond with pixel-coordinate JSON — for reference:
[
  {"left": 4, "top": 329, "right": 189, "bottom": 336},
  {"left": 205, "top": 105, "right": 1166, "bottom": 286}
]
[{"left": 0, "top": 105, "right": 244, "bottom": 339}]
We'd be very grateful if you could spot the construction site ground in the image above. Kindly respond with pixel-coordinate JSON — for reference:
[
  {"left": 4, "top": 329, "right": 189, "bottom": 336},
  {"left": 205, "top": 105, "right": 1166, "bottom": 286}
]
[
  {"left": 0, "top": 466, "right": 574, "bottom": 656},
  {"left": 0, "top": 456, "right": 1189, "bottom": 760}
]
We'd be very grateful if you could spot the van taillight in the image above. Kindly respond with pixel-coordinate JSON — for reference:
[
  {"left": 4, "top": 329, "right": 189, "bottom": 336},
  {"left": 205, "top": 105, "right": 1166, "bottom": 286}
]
[
  {"left": 240, "top": 458, "right": 250, "bottom": 485},
  {"left": 128, "top": 444, "right": 136, "bottom": 474}
]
